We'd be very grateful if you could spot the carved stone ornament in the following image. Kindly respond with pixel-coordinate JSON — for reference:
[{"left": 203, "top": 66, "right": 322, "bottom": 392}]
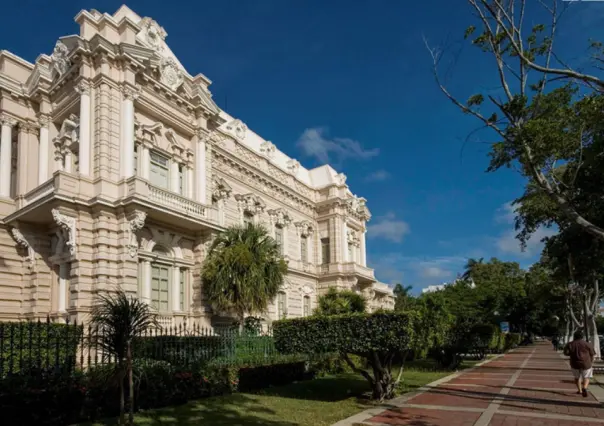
[
  {"left": 299, "top": 285, "right": 314, "bottom": 295},
  {"left": 234, "top": 193, "right": 265, "bottom": 216},
  {"left": 128, "top": 211, "right": 147, "bottom": 257},
  {"left": 122, "top": 85, "right": 141, "bottom": 101},
  {"left": 268, "top": 209, "right": 293, "bottom": 227},
  {"left": 260, "top": 141, "right": 276, "bottom": 159},
  {"left": 50, "top": 41, "right": 71, "bottom": 79},
  {"left": 159, "top": 57, "right": 184, "bottom": 91},
  {"left": 295, "top": 221, "right": 313, "bottom": 237},
  {"left": 225, "top": 119, "right": 247, "bottom": 140},
  {"left": 335, "top": 173, "right": 347, "bottom": 186},
  {"left": 51, "top": 209, "right": 76, "bottom": 256},
  {"left": 0, "top": 114, "right": 16, "bottom": 127},
  {"left": 286, "top": 159, "right": 300, "bottom": 176},
  {"left": 346, "top": 195, "right": 371, "bottom": 221},
  {"left": 75, "top": 80, "right": 91, "bottom": 96},
  {"left": 10, "top": 228, "right": 35, "bottom": 269},
  {"left": 347, "top": 229, "right": 360, "bottom": 247},
  {"left": 138, "top": 17, "right": 166, "bottom": 52},
  {"left": 212, "top": 177, "right": 232, "bottom": 202}
]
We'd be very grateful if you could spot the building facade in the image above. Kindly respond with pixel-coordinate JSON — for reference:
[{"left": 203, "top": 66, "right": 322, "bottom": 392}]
[{"left": 0, "top": 5, "right": 394, "bottom": 326}]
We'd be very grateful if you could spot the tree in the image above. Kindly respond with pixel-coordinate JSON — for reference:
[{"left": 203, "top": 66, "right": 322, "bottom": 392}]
[
  {"left": 427, "top": 0, "right": 604, "bottom": 242},
  {"left": 314, "top": 288, "right": 367, "bottom": 316},
  {"left": 393, "top": 284, "right": 414, "bottom": 311},
  {"left": 274, "top": 312, "right": 433, "bottom": 401},
  {"left": 462, "top": 258, "right": 484, "bottom": 280},
  {"left": 201, "top": 223, "right": 287, "bottom": 327},
  {"left": 90, "top": 290, "right": 158, "bottom": 425}
]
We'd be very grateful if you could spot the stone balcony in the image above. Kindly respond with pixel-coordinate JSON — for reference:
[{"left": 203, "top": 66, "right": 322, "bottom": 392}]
[
  {"left": 319, "top": 261, "right": 376, "bottom": 282},
  {"left": 285, "top": 257, "right": 316, "bottom": 275}
]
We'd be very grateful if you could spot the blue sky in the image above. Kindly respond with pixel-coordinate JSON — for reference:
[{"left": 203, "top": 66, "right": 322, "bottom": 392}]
[{"left": 3, "top": 0, "right": 604, "bottom": 292}]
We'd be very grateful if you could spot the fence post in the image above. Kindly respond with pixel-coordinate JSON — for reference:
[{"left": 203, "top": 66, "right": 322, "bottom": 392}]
[
  {"left": 8, "top": 323, "right": 14, "bottom": 375},
  {"left": 36, "top": 319, "right": 42, "bottom": 369},
  {"left": 0, "top": 323, "right": 4, "bottom": 377}
]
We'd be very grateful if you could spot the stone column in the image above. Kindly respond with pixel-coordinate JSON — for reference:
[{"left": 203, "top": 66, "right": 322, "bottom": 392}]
[
  {"left": 341, "top": 218, "right": 348, "bottom": 262},
  {"left": 143, "top": 260, "right": 152, "bottom": 304},
  {"left": 0, "top": 115, "right": 15, "bottom": 197},
  {"left": 58, "top": 262, "right": 68, "bottom": 313},
  {"left": 170, "top": 160, "right": 179, "bottom": 193},
  {"left": 195, "top": 130, "right": 207, "bottom": 203},
  {"left": 187, "top": 166, "right": 194, "bottom": 199},
  {"left": 64, "top": 151, "right": 73, "bottom": 173},
  {"left": 38, "top": 115, "right": 50, "bottom": 184},
  {"left": 120, "top": 85, "right": 139, "bottom": 179},
  {"left": 141, "top": 143, "right": 150, "bottom": 180},
  {"left": 361, "top": 230, "right": 367, "bottom": 266},
  {"left": 76, "top": 81, "right": 91, "bottom": 176},
  {"left": 17, "top": 123, "right": 31, "bottom": 196},
  {"left": 172, "top": 266, "right": 181, "bottom": 312}
]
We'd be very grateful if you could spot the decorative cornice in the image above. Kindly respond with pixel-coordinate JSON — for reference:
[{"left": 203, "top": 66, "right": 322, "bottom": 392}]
[
  {"left": 128, "top": 211, "right": 147, "bottom": 257},
  {"left": 347, "top": 229, "right": 361, "bottom": 247},
  {"left": 212, "top": 177, "right": 232, "bottom": 202},
  {"left": 234, "top": 193, "right": 265, "bottom": 216},
  {"left": 287, "top": 159, "right": 300, "bottom": 176},
  {"left": 225, "top": 118, "right": 247, "bottom": 140},
  {"left": 268, "top": 208, "right": 293, "bottom": 227},
  {"left": 260, "top": 141, "right": 276, "bottom": 159},
  {"left": 295, "top": 220, "right": 314, "bottom": 237},
  {"left": 51, "top": 209, "right": 76, "bottom": 256}
]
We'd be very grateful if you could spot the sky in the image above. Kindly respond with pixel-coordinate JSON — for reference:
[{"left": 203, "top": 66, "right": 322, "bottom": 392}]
[{"left": 2, "top": 0, "right": 604, "bottom": 293}]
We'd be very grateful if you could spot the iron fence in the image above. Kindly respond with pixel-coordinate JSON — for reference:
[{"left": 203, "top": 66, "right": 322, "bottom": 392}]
[{"left": 0, "top": 317, "right": 277, "bottom": 378}]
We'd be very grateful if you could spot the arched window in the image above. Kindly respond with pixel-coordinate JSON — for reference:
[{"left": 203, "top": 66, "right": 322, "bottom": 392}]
[{"left": 303, "top": 295, "right": 311, "bottom": 317}]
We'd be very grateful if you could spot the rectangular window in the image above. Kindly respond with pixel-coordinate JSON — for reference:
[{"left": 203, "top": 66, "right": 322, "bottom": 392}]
[
  {"left": 321, "top": 238, "right": 330, "bottom": 265},
  {"left": 277, "top": 292, "right": 287, "bottom": 319},
  {"left": 303, "top": 296, "right": 311, "bottom": 317},
  {"left": 243, "top": 212, "right": 253, "bottom": 226},
  {"left": 348, "top": 243, "right": 353, "bottom": 262},
  {"left": 274, "top": 226, "right": 284, "bottom": 254},
  {"left": 134, "top": 145, "right": 138, "bottom": 175},
  {"left": 178, "top": 164, "right": 184, "bottom": 195},
  {"left": 151, "top": 264, "right": 170, "bottom": 312},
  {"left": 300, "top": 236, "right": 308, "bottom": 263},
  {"left": 179, "top": 269, "right": 185, "bottom": 311},
  {"left": 150, "top": 151, "right": 169, "bottom": 189}
]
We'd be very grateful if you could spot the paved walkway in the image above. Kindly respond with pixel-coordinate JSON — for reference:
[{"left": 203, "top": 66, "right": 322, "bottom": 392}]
[{"left": 340, "top": 341, "right": 604, "bottom": 426}]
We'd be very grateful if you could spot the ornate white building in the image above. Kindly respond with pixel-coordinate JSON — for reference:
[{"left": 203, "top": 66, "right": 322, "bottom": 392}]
[{"left": 0, "top": 5, "right": 394, "bottom": 325}]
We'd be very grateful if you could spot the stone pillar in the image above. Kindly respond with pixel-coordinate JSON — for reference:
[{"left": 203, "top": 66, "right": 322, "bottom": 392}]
[
  {"left": 195, "top": 130, "right": 207, "bottom": 203},
  {"left": 170, "top": 160, "right": 179, "bottom": 193},
  {"left": 76, "top": 81, "right": 91, "bottom": 176},
  {"left": 0, "top": 115, "right": 15, "bottom": 197},
  {"left": 187, "top": 166, "right": 194, "bottom": 199},
  {"left": 120, "top": 85, "right": 139, "bottom": 179},
  {"left": 361, "top": 230, "right": 367, "bottom": 266},
  {"left": 141, "top": 143, "right": 150, "bottom": 180},
  {"left": 38, "top": 115, "right": 50, "bottom": 184},
  {"left": 58, "top": 262, "right": 68, "bottom": 313},
  {"left": 65, "top": 151, "right": 73, "bottom": 173},
  {"left": 341, "top": 218, "right": 348, "bottom": 262},
  {"left": 172, "top": 266, "right": 180, "bottom": 312},
  {"left": 143, "top": 260, "right": 151, "bottom": 304},
  {"left": 17, "top": 123, "right": 31, "bottom": 196}
]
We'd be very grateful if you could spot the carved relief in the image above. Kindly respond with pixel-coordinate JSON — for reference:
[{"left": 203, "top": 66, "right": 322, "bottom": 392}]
[
  {"left": 75, "top": 80, "right": 91, "bottom": 96},
  {"left": 268, "top": 209, "right": 293, "bottom": 227},
  {"left": 10, "top": 228, "right": 35, "bottom": 269},
  {"left": 286, "top": 159, "right": 300, "bottom": 176},
  {"left": 346, "top": 195, "right": 371, "bottom": 221},
  {"left": 53, "top": 114, "right": 79, "bottom": 169},
  {"left": 260, "top": 141, "right": 276, "bottom": 159},
  {"left": 235, "top": 145, "right": 260, "bottom": 168},
  {"left": 138, "top": 17, "right": 167, "bottom": 52},
  {"left": 52, "top": 209, "right": 76, "bottom": 256},
  {"left": 50, "top": 41, "right": 71, "bottom": 79},
  {"left": 212, "top": 177, "right": 232, "bottom": 202},
  {"left": 122, "top": 85, "right": 141, "bottom": 101},
  {"left": 134, "top": 120, "right": 163, "bottom": 145},
  {"left": 295, "top": 221, "right": 313, "bottom": 237},
  {"left": 235, "top": 193, "right": 266, "bottom": 216},
  {"left": 128, "top": 211, "right": 147, "bottom": 257},
  {"left": 347, "top": 229, "right": 360, "bottom": 247},
  {"left": 225, "top": 119, "right": 247, "bottom": 140},
  {"left": 299, "top": 285, "right": 314, "bottom": 295},
  {"left": 159, "top": 57, "right": 184, "bottom": 91}
]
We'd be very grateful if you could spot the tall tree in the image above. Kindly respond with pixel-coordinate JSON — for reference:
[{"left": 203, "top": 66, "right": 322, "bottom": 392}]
[
  {"left": 427, "top": 0, "right": 604, "bottom": 242},
  {"left": 90, "top": 291, "right": 158, "bottom": 425},
  {"left": 201, "top": 223, "right": 287, "bottom": 327},
  {"left": 462, "top": 258, "right": 484, "bottom": 280},
  {"left": 393, "top": 283, "right": 414, "bottom": 311}
]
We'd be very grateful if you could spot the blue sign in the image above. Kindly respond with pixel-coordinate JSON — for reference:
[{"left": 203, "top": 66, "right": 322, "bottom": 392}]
[{"left": 500, "top": 322, "right": 510, "bottom": 333}]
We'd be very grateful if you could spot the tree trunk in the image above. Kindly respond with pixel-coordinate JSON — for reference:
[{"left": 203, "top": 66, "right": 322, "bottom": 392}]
[
  {"left": 128, "top": 341, "right": 134, "bottom": 425},
  {"left": 119, "top": 366, "right": 125, "bottom": 425},
  {"left": 583, "top": 293, "right": 590, "bottom": 343}
]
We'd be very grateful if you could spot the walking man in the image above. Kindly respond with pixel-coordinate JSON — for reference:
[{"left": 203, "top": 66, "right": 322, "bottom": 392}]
[
  {"left": 564, "top": 330, "right": 595, "bottom": 397},
  {"left": 552, "top": 335, "right": 559, "bottom": 351}
]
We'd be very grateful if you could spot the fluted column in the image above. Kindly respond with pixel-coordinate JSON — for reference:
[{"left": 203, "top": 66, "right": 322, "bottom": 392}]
[
  {"left": 341, "top": 218, "right": 348, "bottom": 262},
  {"left": 58, "top": 262, "right": 68, "bottom": 312},
  {"left": 38, "top": 115, "right": 50, "bottom": 184},
  {"left": 172, "top": 267, "right": 181, "bottom": 312},
  {"left": 141, "top": 143, "right": 150, "bottom": 180},
  {"left": 170, "top": 160, "right": 179, "bottom": 193},
  {"left": 0, "top": 115, "right": 15, "bottom": 197},
  {"left": 361, "top": 230, "right": 367, "bottom": 266},
  {"left": 195, "top": 130, "right": 207, "bottom": 203},
  {"left": 76, "top": 81, "right": 91, "bottom": 176},
  {"left": 120, "top": 85, "right": 139, "bottom": 179},
  {"left": 143, "top": 260, "right": 151, "bottom": 304}
]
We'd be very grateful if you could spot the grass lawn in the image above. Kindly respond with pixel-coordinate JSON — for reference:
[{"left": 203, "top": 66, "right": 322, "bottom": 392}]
[{"left": 85, "top": 360, "right": 478, "bottom": 426}]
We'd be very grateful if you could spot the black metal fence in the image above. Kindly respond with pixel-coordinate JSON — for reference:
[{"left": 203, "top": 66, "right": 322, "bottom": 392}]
[{"left": 0, "top": 318, "right": 277, "bottom": 378}]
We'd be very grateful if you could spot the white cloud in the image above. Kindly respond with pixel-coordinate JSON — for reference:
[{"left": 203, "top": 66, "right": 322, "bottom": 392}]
[
  {"left": 364, "top": 170, "right": 390, "bottom": 182},
  {"left": 367, "top": 212, "right": 410, "bottom": 243},
  {"left": 369, "top": 253, "right": 466, "bottom": 286},
  {"left": 296, "top": 127, "right": 379, "bottom": 165},
  {"left": 495, "top": 202, "right": 516, "bottom": 225},
  {"left": 421, "top": 266, "right": 450, "bottom": 279}
]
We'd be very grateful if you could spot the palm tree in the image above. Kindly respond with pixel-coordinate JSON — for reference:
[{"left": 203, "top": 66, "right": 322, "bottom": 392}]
[
  {"left": 314, "top": 288, "right": 367, "bottom": 316},
  {"left": 393, "top": 284, "right": 413, "bottom": 311},
  {"left": 462, "top": 258, "right": 484, "bottom": 280},
  {"left": 90, "top": 290, "right": 158, "bottom": 425},
  {"left": 202, "top": 223, "right": 287, "bottom": 328}
]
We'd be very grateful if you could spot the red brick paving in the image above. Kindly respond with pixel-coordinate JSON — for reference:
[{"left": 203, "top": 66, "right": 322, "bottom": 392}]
[{"left": 363, "top": 342, "right": 604, "bottom": 425}]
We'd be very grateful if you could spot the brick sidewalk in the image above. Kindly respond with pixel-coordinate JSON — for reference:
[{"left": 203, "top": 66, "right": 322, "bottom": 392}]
[{"left": 337, "top": 341, "right": 604, "bottom": 426}]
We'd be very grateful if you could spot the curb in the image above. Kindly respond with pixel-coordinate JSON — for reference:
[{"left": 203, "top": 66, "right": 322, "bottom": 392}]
[{"left": 330, "top": 350, "right": 511, "bottom": 426}]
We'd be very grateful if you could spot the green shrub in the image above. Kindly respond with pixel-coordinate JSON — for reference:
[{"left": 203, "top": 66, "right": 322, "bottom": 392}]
[
  {"left": 274, "top": 312, "right": 417, "bottom": 401},
  {"left": 314, "top": 288, "right": 367, "bottom": 316},
  {"left": 504, "top": 333, "right": 521, "bottom": 350},
  {"left": 0, "top": 321, "right": 82, "bottom": 377}
]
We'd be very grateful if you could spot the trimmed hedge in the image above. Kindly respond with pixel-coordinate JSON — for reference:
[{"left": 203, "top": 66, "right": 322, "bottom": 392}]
[{"left": 0, "top": 322, "right": 82, "bottom": 377}]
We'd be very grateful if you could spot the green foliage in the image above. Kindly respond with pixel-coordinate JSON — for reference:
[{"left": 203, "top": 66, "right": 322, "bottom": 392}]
[
  {"left": 393, "top": 284, "right": 414, "bottom": 311},
  {"left": 314, "top": 288, "right": 367, "bottom": 316},
  {"left": 505, "top": 333, "right": 522, "bottom": 350},
  {"left": 0, "top": 321, "right": 82, "bottom": 377},
  {"left": 201, "top": 223, "right": 287, "bottom": 322}
]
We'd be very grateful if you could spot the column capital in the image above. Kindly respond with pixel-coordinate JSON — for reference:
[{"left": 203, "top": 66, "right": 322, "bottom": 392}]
[
  {"left": 0, "top": 114, "right": 16, "bottom": 127},
  {"left": 20, "top": 121, "right": 39, "bottom": 135},
  {"left": 194, "top": 128, "right": 209, "bottom": 141},
  {"left": 121, "top": 84, "right": 141, "bottom": 101},
  {"left": 38, "top": 113, "right": 51, "bottom": 128},
  {"left": 75, "top": 80, "right": 91, "bottom": 95}
]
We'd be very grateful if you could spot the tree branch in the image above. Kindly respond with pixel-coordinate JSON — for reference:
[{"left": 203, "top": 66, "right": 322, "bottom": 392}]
[{"left": 341, "top": 352, "right": 374, "bottom": 385}]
